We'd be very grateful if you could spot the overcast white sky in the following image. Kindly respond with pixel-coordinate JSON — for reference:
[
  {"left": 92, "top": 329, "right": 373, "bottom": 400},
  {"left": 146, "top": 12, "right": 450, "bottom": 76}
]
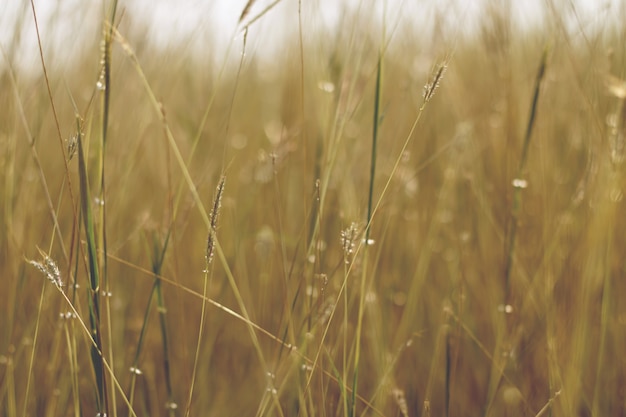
[{"left": 0, "top": 0, "right": 620, "bottom": 72}]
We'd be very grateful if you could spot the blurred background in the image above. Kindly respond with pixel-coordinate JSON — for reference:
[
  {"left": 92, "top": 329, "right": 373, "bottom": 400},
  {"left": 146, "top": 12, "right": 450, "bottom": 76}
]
[{"left": 1, "top": 0, "right": 620, "bottom": 74}]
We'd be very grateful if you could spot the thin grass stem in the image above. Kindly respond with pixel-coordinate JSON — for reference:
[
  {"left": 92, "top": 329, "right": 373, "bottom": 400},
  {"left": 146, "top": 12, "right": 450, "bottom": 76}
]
[{"left": 503, "top": 47, "right": 548, "bottom": 305}]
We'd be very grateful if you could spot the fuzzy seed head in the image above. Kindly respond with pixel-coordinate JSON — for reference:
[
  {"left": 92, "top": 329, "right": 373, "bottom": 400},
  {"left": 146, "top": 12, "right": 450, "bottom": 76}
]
[
  {"left": 341, "top": 222, "right": 361, "bottom": 263},
  {"left": 206, "top": 176, "right": 226, "bottom": 266},
  {"left": 29, "top": 251, "right": 62, "bottom": 288},
  {"left": 423, "top": 63, "right": 447, "bottom": 103}
]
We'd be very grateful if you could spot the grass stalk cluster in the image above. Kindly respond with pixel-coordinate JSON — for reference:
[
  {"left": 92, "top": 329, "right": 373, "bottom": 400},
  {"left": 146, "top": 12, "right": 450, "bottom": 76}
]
[{"left": 2, "top": 1, "right": 626, "bottom": 416}]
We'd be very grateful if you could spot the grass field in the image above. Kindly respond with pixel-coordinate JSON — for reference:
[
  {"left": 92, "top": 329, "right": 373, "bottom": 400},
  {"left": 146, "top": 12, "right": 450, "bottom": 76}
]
[{"left": 1, "top": 1, "right": 625, "bottom": 416}]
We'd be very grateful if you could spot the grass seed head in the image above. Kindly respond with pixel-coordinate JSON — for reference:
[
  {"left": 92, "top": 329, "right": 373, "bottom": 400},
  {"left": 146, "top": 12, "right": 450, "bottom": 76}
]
[
  {"left": 341, "top": 222, "right": 361, "bottom": 263},
  {"left": 28, "top": 250, "right": 62, "bottom": 288},
  {"left": 423, "top": 63, "right": 447, "bottom": 103},
  {"left": 206, "top": 176, "right": 226, "bottom": 265}
]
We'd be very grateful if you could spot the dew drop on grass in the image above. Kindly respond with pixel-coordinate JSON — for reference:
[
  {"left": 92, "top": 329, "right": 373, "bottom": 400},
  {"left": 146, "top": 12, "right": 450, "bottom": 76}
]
[
  {"left": 59, "top": 312, "right": 76, "bottom": 320},
  {"left": 512, "top": 178, "right": 528, "bottom": 189},
  {"left": 497, "top": 304, "right": 514, "bottom": 314},
  {"left": 165, "top": 402, "right": 178, "bottom": 410}
]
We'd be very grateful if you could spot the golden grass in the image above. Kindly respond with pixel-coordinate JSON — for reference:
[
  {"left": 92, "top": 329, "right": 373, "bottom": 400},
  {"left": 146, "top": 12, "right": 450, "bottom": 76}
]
[{"left": 1, "top": 1, "right": 626, "bottom": 416}]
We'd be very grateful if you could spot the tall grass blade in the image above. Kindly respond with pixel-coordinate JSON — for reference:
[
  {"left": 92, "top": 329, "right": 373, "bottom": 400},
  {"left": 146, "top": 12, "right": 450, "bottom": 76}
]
[
  {"left": 366, "top": 54, "right": 383, "bottom": 243},
  {"left": 503, "top": 47, "right": 548, "bottom": 304},
  {"left": 77, "top": 132, "right": 108, "bottom": 415},
  {"left": 352, "top": 46, "right": 383, "bottom": 417},
  {"left": 100, "top": 2, "right": 118, "bottom": 414}
]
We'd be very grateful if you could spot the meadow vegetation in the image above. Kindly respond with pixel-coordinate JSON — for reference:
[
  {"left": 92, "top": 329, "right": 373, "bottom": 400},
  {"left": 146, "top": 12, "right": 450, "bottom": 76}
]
[{"left": 1, "top": 1, "right": 625, "bottom": 416}]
